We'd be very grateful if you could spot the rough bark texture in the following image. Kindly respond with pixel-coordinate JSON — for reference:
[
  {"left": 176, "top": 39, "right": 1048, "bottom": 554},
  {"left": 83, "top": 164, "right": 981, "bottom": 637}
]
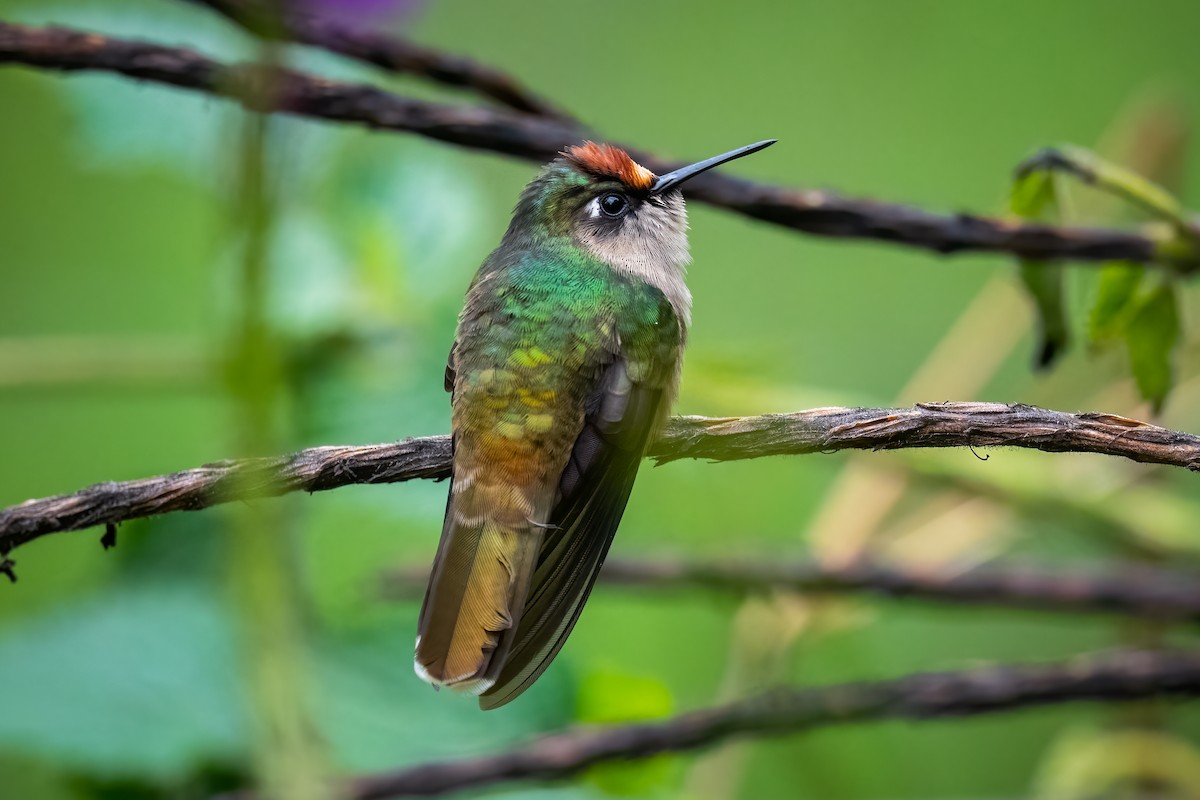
[{"left": 3, "top": 403, "right": 1198, "bottom": 558}]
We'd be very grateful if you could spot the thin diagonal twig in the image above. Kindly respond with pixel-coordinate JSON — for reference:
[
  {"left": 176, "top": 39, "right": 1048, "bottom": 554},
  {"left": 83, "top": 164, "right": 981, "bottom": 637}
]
[{"left": 182, "top": 0, "right": 575, "bottom": 120}]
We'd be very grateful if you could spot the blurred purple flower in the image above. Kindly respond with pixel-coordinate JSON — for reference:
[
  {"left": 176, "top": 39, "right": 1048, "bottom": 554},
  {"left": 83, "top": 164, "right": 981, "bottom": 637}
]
[{"left": 293, "top": 0, "right": 425, "bottom": 30}]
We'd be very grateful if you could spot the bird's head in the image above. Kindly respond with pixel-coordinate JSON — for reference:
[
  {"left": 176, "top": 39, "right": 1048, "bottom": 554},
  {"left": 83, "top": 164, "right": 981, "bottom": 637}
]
[{"left": 507, "top": 140, "right": 776, "bottom": 280}]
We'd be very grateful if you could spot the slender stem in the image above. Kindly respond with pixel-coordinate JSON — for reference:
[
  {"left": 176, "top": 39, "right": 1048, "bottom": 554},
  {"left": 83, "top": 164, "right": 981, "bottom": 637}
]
[
  {"left": 1017, "top": 145, "right": 1199, "bottom": 240},
  {"left": 224, "top": 42, "right": 330, "bottom": 800}
]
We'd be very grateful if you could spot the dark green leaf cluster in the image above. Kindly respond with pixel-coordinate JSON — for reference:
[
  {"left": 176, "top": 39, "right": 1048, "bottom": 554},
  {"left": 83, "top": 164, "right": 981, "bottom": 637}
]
[{"left": 1010, "top": 146, "right": 1192, "bottom": 411}]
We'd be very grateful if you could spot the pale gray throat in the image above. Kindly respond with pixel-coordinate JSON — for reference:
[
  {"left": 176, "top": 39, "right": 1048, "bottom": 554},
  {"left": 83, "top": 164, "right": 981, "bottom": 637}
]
[{"left": 573, "top": 194, "right": 693, "bottom": 327}]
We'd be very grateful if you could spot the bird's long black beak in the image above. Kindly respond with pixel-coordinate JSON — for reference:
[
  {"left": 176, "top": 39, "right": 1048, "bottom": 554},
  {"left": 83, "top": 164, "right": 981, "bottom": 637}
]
[{"left": 649, "top": 139, "right": 777, "bottom": 195}]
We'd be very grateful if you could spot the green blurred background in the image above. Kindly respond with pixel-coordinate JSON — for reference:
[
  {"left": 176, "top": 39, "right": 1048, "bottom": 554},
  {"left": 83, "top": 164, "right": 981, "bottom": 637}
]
[{"left": 4, "top": 1, "right": 1200, "bottom": 798}]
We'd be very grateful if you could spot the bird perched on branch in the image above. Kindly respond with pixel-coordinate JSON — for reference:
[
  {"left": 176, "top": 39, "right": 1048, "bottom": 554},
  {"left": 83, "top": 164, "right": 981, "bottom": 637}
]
[{"left": 415, "top": 139, "right": 776, "bottom": 708}]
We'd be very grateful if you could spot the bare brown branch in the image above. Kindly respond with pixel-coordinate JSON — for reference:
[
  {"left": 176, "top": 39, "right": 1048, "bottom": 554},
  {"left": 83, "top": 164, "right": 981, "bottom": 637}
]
[
  {"left": 0, "top": 436, "right": 452, "bottom": 558},
  {"left": 652, "top": 402, "right": 1200, "bottom": 467},
  {"left": 3, "top": 402, "right": 1198, "bottom": 562},
  {"left": 381, "top": 557, "right": 1200, "bottom": 621},
  {"left": 217, "top": 650, "right": 1200, "bottom": 798},
  {"left": 0, "top": 22, "right": 1189, "bottom": 269},
  {"left": 182, "top": 0, "right": 574, "bottom": 120}
]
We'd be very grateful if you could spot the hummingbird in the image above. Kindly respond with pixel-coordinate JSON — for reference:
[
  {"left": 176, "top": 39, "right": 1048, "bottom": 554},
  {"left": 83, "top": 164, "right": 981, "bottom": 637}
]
[{"left": 415, "top": 138, "right": 776, "bottom": 709}]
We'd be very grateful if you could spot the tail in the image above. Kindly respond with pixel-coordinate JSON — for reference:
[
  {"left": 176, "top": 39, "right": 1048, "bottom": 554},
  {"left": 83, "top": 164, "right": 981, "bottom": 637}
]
[{"left": 414, "top": 478, "right": 547, "bottom": 694}]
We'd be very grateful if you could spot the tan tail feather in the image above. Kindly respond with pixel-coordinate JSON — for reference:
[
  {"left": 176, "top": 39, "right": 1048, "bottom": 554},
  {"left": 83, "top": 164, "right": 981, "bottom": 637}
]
[{"left": 415, "top": 488, "right": 545, "bottom": 691}]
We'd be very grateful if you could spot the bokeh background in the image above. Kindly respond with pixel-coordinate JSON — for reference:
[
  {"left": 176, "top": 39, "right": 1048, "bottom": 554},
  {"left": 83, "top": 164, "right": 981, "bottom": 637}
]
[{"left": 5, "top": 1, "right": 1200, "bottom": 798}]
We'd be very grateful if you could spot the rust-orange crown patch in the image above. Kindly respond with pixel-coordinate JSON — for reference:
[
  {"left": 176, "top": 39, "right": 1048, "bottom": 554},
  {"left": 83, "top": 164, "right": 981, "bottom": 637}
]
[{"left": 562, "top": 141, "right": 655, "bottom": 191}]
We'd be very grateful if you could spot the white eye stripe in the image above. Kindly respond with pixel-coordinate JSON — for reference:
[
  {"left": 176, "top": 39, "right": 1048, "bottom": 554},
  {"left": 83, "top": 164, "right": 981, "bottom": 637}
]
[{"left": 585, "top": 197, "right": 601, "bottom": 218}]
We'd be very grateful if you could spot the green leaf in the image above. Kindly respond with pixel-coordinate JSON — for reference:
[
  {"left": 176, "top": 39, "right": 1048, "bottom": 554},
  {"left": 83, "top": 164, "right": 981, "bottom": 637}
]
[
  {"left": 576, "top": 666, "right": 674, "bottom": 724},
  {"left": 1011, "top": 168, "right": 1068, "bottom": 367},
  {"left": 1019, "top": 261, "right": 1069, "bottom": 368},
  {"left": 0, "top": 580, "right": 578, "bottom": 783},
  {"left": 1010, "top": 165, "right": 1057, "bottom": 219},
  {"left": 1088, "top": 261, "right": 1145, "bottom": 345},
  {"left": 1125, "top": 282, "right": 1179, "bottom": 412},
  {"left": 575, "top": 667, "right": 675, "bottom": 795},
  {"left": 0, "top": 583, "right": 250, "bottom": 779}
]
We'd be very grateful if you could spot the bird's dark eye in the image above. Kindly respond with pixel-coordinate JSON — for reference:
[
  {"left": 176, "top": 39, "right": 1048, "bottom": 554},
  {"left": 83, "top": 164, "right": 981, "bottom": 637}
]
[{"left": 599, "top": 193, "right": 628, "bottom": 218}]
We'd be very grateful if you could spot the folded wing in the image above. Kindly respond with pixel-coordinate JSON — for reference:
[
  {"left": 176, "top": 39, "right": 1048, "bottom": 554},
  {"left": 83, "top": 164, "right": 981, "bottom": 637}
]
[{"left": 479, "top": 357, "right": 666, "bottom": 709}]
